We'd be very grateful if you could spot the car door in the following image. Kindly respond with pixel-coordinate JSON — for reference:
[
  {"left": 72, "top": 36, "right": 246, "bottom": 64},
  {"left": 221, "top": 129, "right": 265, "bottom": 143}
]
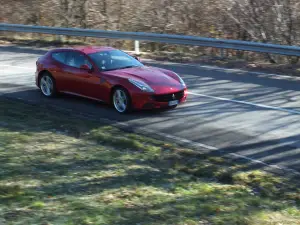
[
  {"left": 61, "top": 51, "right": 102, "bottom": 99},
  {"left": 50, "top": 51, "right": 69, "bottom": 91}
]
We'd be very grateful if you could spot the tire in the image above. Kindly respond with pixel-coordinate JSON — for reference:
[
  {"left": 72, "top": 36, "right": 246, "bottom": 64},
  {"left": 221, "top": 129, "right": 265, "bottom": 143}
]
[
  {"left": 39, "top": 72, "right": 57, "bottom": 97},
  {"left": 112, "top": 87, "right": 132, "bottom": 113},
  {"left": 169, "top": 105, "right": 177, "bottom": 110}
]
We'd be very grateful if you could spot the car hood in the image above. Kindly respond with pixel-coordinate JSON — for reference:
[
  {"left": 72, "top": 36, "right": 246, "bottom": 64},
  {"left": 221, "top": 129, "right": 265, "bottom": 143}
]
[{"left": 104, "top": 66, "right": 184, "bottom": 94}]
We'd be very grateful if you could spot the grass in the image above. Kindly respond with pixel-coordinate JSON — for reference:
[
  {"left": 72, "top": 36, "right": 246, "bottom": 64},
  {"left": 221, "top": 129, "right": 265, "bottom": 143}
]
[{"left": 0, "top": 98, "right": 299, "bottom": 225}]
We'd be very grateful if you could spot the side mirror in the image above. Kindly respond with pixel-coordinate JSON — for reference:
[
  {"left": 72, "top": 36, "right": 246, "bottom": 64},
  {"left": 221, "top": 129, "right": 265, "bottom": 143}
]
[
  {"left": 80, "top": 64, "right": 92, "bottom": 72},
  {"left": 133, "top": 56, "right": 141, "bottom": 61}
]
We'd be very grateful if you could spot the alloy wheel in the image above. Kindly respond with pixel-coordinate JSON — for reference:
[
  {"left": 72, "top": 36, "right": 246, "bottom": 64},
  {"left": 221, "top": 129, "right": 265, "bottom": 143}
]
[
  {"left": 113, "top": 89, "right": 129, "bottom": 113},
  {"left": 40, "top": 74, "right": 54, "bottom": 97}
]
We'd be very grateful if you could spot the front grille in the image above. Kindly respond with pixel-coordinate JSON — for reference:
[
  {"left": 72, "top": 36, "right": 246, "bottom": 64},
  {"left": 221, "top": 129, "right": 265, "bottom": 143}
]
[{"left": 152, "top": 90, "right": 184, "bottom": 102}]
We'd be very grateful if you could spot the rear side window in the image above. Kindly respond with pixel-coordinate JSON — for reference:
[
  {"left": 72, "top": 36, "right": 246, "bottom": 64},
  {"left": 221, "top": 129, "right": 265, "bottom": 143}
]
[
  {"left": 52, "top": 52, "right": 67, "bottom": 64},
  {"left": 65, "top": 51, "right": 92, "bottom": 69}
]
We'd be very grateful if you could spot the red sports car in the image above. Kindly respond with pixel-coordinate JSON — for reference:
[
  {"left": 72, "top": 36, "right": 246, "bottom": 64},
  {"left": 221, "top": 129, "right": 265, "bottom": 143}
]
[{"left": 35, "top": 46, "right": 187, "bottom": 113}]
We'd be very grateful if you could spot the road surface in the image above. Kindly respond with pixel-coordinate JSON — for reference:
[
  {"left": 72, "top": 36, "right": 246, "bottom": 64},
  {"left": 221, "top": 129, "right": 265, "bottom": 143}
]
[{"left": 1, "top": 44, "right": 300, "bottom": 175}]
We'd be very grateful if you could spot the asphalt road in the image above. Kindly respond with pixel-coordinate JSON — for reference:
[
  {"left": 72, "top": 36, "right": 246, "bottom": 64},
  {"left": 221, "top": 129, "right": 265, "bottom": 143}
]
[{"left": 1, "top": 44, "right": 300, "bottom": 175}]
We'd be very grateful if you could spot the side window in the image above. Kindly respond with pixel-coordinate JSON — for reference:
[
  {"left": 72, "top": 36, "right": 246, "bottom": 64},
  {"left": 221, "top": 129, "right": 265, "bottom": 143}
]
[
  {"left": 52, "top": 52, "right": 67, "bottom": 64},
  {"left": 89, "top": 52, "right": 113, "bottom": 70},
  {"left": 65, "top": 52, "right": 92, "bottom": 69}
]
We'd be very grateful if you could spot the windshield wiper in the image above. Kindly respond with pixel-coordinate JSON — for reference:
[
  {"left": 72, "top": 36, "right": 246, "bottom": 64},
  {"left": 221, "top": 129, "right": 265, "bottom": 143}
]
[
  {"left": 101, "top": 65, "right": 141, "bottom": 72},
  {"left": 101, "top": 68, "right": 118, "bottom": 72},
  {"left": 120, "top": 65, "right": 140, "bottom": 69}
]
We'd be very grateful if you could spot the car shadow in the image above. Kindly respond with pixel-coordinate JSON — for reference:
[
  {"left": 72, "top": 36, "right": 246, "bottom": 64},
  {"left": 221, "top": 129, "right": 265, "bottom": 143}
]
[{"left": 2, "top": 88, "right": 176, "bottom": 122}]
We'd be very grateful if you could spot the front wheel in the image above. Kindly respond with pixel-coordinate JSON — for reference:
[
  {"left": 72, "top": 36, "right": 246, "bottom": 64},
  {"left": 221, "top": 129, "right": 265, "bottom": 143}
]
[
  {"left": 39, "top": 72, "right": 57, "bottom": 97},
  {"left": 112, "top": 87, "right": 132, "bottom": 113},
  {"left": 169, "top": 105, "right": 177, "bottom": 110}
]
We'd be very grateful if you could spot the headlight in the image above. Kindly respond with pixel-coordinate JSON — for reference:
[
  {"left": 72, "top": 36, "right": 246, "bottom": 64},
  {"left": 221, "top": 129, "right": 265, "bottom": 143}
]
[
  {"left": 175, "top": 73, "right": 186, "bottom": 87},
  {"left": 128, "top": 79, "right": 154, "bottom": 92}
]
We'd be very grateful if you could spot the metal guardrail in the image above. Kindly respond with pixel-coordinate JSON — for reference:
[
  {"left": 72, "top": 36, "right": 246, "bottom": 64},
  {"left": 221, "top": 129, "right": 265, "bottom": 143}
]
[{"left": 1, "top": 23, "right": 300, "bottom": 56}]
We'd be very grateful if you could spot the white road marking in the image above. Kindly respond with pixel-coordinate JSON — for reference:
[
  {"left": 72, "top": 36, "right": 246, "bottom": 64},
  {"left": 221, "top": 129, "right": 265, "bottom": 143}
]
[
  {"left": 228, "top": 152, "right": 300, "bottom": 175},
  {"left": 112, "top": 120, "right": 300, "bottom": 176},
  {"left": 0, "top": 75, "right": 35, "bottom": 79},
  {"left": 188, "top": 91, "right": 300, "bottom": 115},
  {"left": 1, "top": 65, "right": 35, "bottom": 70}
]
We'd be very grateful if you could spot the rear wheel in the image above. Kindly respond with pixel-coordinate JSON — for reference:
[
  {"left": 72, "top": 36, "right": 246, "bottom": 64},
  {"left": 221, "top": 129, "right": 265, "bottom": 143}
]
[
  {"left": 112, "top": 87, "right": 132, "bottom": 113},
  {"left": 39, "top": 72, "right": 57, "bottom": 97}
]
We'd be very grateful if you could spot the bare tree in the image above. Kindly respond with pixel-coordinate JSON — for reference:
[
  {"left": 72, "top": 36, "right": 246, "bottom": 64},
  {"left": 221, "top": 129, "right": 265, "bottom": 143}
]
[
  {"left": 2, "top": 0, "right": 300, "bottom": 63},
  {"left": 223, "top": 0, "right": 300, "bottom": 62}
]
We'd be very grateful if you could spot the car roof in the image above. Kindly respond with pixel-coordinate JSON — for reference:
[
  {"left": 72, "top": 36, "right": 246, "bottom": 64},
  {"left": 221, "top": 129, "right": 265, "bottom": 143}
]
[
  {"left": 49, "top": 46, "right": 116, "bottom": 54},
  {"left": 74, "top": 46, "right": 116, "bottom": 54}
]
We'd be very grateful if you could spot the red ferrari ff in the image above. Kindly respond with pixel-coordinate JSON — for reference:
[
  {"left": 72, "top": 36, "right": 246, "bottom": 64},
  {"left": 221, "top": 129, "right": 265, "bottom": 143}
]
[{"left": 35, "top": 46, "right": 187, "bottom": 113}]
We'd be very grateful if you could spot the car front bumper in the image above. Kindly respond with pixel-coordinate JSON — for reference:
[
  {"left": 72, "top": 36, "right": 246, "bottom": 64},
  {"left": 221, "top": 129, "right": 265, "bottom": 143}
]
[{"left": 131, "top": 88, "right": 188, "bottom": 110}]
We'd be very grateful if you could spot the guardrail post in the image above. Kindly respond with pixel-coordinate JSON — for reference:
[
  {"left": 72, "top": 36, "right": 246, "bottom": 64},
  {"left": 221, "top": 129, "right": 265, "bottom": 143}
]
[
  {"left": 134, "top": 40, "right": 140, "bottom": 55},
  {"left": 55, "top": 35, "right": 61, "bottom": 42},
  {"left": 220, "top": 48, "right": 224, "bottom": 59}
]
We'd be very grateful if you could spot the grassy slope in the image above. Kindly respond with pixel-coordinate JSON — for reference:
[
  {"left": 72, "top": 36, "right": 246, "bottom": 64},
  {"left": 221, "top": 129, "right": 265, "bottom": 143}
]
[{"left": 0, "top": 98, "right": 299, "bottom": 225}]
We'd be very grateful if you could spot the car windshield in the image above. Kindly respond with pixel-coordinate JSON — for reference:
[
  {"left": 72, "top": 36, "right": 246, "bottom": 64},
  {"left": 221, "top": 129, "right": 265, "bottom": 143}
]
[{"left": 88, "top": 49, "right": 144, "bottom": 71}]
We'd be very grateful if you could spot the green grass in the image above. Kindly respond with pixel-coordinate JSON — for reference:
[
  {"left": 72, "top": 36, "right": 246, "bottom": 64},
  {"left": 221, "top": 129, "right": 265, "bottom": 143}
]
[{"left": 0, "top": 99, "right": 299, "bottom": 225}]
